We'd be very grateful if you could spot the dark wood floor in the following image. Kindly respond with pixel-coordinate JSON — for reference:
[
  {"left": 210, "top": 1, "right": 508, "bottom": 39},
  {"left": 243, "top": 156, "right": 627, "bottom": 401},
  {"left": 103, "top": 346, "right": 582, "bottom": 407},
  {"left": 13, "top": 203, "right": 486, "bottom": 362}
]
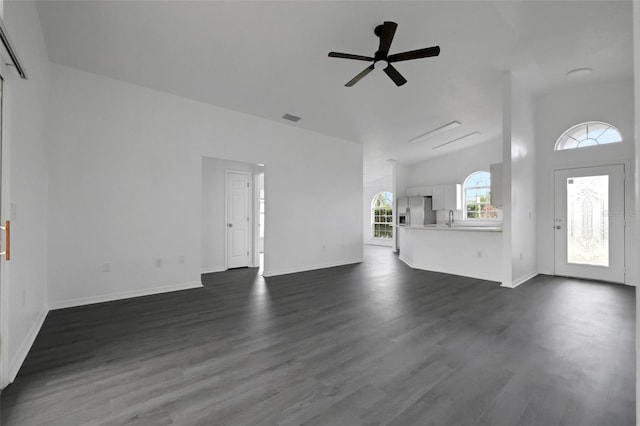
[{"left": 1, "top": 246, "right": 635, "bottom": 425}]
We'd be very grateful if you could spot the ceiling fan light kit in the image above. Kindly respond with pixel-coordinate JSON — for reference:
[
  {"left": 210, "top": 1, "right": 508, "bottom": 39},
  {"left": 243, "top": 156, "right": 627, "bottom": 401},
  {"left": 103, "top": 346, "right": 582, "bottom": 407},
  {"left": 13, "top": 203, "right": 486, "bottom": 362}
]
[{"left": 328, "top": 21, "right": 440, "bottom": 87}]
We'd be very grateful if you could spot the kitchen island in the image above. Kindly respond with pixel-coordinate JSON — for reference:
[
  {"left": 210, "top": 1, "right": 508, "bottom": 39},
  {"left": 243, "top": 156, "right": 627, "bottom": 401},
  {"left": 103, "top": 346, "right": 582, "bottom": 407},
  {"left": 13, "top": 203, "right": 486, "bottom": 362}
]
[{"left": 397, "top": 225, "right": 502, "bottom": 282}]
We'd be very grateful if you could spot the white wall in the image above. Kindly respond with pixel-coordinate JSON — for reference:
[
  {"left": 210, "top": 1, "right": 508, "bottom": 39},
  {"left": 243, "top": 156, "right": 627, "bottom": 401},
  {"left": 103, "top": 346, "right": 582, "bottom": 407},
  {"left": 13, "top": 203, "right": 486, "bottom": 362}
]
[
  {"left": 407, "top": 139, "right": 502, "bottom": 188},
  {"left": 534, "top": 78, "right": 636, "bottom": 285},
  {"left": 363, "top": 175, "right": 393, "bottom": 247},
  {"left": 501, "top": 72, "right": 513, "bottom": 288},
  {"left": 201, "top": 157, "right": 258, "bottom": 273},
  {"left": 508, "top": 74, "right": 537, "bottom": 287},
  {"left": 46, "top": 62, "right": 363, "bottom": 307},
  {"left": 392, "top": 163, "right": 408, "bottom": 253},
  {"left": 2, "top": 0, "right": 50, "bottom": 385}
]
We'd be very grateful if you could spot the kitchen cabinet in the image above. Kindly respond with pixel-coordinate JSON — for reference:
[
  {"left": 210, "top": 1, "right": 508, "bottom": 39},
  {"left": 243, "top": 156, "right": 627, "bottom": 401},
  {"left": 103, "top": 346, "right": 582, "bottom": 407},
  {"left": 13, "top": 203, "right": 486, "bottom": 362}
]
[
  {"left": 490, "top": 163, "right": 503, "bottom": 207},
  {"left": 406, "top": 185, "right": 433, "bottom": 197},
  {"left": 432, "top": 184, "right": 461, "bottom": 210}
]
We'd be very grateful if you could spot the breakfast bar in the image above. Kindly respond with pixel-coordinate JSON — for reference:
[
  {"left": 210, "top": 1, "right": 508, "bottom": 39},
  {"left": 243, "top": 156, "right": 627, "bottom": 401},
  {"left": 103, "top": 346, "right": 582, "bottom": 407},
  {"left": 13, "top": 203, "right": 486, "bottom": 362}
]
[{"left": 397, "top": 225, "right": 503, "bottom": 282}]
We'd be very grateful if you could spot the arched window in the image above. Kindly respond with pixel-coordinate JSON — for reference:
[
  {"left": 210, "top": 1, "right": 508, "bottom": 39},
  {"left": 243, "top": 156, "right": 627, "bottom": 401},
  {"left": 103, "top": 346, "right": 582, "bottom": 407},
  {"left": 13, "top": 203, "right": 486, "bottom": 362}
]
[
  {"left": 371, "top": 192, "right": 393, "bottom": 238},
  {"left": 463, "top": 171, "right": 498, "bottom": 220},
  {"left": 555, "top": 121, "right": 622, "bottom": 151}
]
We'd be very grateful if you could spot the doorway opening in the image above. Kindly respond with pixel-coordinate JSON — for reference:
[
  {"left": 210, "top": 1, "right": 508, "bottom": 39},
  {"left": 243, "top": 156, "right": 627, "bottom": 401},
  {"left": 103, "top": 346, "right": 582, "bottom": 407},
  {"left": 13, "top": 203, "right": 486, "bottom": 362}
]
[
  {"left": 201, "top": 157, "right": 265, "bottom": 275},
  {"left": 553, "top": 164, "right": 625, "bottom": 283}
]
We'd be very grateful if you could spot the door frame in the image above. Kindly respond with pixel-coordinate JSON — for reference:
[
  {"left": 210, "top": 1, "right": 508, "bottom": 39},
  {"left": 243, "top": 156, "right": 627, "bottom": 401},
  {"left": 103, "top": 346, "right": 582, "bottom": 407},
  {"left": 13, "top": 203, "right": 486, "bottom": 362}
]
[
  {"left": 253, "top": 172, "right": 263, "bottom": 270},
  {"left": 553, "top": 162, "right": 626, "bottom": 283},
  {"left": 224, "top": 170, "right": 252, "bottom": 270}
]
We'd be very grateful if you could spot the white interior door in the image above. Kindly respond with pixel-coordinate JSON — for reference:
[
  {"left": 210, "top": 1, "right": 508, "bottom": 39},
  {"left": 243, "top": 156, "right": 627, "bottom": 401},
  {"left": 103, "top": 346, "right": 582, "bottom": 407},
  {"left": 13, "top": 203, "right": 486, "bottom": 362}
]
[
  {"left": 0, "top": 76, "right": 6, "bottom": 388},
  {"left": 226, "top": 171, "right": 250, "bottom": 269},
  {"left": 554, "top": 164, "right": 625, "bottom": 283}
]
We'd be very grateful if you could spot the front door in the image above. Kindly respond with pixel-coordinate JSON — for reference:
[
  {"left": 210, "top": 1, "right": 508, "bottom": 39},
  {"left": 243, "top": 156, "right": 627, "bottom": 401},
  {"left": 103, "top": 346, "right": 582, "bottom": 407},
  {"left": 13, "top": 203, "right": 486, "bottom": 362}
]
[
  {"left": 553, "top": 164, "right": 625, "bottom": 283},
  {"left": 226, "top": 171, "right": 250, "bottom": 269}
]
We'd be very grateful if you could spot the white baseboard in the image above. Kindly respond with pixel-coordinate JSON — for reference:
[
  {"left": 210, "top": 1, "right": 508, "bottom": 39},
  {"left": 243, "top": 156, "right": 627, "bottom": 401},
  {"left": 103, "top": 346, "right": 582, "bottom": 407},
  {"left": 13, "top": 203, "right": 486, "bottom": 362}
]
[
  {"left": 8, "top": 307, "right": 48, "bottom": 384},
  {"left": 398, "top": 256, "right": 415, "bottom": 268},
  {"left": 49, "top": 281, "right": 203, "bottom": 310},
  {"left": 201, "top": 267, "right": 225, "bottom": 274},
  {"left": 263, "top": 258, "right": 363, "bottom": 277},
  {"left": 364, "top": 241, "right": 393, "bottom": 247},
  {"left": 502, "top": 271, "right": 538, "bottom": 289}
]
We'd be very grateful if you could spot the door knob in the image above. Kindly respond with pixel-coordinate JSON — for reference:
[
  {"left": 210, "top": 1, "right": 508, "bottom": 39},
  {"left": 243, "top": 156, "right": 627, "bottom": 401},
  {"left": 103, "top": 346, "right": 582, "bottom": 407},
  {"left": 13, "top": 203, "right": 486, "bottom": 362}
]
[
  {"left": 555, "top": 225, "right": 561, "bottom": 229},
  {"left": 227, "top": 223, "right": 233, "bottom": 228}
]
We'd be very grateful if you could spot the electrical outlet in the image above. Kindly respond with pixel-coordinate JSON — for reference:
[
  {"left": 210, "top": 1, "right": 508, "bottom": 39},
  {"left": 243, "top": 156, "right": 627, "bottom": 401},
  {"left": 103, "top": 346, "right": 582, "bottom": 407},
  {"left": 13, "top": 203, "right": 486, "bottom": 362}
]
[
  {"left": 155, "top": 258, "right": 163, "bottom": 268},
  {"left": 477, "top": 251, "right": 483, "bottom": 258},
  {"left": 102, "top": 263, "right": 111, "bottom": 272},
  {"left": 178, "top": 255, "right": 186, "bottom": 264}
]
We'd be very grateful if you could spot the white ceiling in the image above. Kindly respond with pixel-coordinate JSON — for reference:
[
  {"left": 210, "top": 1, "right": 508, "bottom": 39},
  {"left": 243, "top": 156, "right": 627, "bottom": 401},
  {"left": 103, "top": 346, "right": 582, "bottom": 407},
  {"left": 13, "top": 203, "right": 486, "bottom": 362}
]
[{"left": 35, "top": 1, "right": 633, "bottom": 183}]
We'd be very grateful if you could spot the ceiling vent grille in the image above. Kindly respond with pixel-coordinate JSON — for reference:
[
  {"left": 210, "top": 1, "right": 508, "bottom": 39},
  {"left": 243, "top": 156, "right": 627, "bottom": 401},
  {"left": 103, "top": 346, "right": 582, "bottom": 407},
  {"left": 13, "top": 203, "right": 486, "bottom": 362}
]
[{"left": 282, "top": 114, "right": 301, "bottom": 122}]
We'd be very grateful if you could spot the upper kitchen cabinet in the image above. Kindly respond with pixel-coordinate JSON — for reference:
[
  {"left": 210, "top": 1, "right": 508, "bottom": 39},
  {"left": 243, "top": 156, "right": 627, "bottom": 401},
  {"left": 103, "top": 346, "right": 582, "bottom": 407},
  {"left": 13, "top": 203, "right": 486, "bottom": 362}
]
[
  {"left": 432, "top": 184, "right": 461, "bottom": 210},
  {"left": 406, "top": 186, "right": 433, "bottom": 197},
  {"left": 490, "top": 163, "right": 503, "bottom": 207}
]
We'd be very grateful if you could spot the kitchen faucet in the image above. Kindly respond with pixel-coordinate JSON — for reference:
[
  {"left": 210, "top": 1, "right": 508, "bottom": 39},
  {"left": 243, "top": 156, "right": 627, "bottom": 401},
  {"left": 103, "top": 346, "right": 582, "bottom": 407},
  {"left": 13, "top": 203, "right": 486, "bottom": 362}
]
[{"left": 447, "top": 209, "right": 454, "bottom": 228}]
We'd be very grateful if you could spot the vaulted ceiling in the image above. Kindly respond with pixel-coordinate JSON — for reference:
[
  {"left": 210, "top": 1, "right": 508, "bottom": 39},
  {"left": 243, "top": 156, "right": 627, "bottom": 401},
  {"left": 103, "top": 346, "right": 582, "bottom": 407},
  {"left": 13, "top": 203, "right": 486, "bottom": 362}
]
[{"left": 35, "top": 1, "right": 633, "bottom": 183}]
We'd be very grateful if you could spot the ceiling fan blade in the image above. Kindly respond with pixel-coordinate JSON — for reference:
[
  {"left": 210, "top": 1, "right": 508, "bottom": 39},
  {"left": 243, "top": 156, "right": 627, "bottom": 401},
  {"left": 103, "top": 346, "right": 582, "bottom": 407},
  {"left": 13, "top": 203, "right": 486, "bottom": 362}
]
[
  {"left": 388, "top": 46, "right": 440, "bottom": 63},
  {"left": 383, "top": 64, "right": 407, "bottom": 86},
  {"left": 345, "top": 65, "right": 374, "bottom": 87},
  {"left": 329, "top": 52, "right": 374, "bottom": 61},
  {"left": 378, "top": 21, "right": 398, "bottom": 56}
]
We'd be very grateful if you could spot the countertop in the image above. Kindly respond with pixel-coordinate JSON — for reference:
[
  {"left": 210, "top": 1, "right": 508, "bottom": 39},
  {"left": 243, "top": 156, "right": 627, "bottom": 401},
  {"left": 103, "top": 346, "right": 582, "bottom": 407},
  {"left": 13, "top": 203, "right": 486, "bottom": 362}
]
[{"left": 401, "top": 224, "right": 502, "bottom": 232}]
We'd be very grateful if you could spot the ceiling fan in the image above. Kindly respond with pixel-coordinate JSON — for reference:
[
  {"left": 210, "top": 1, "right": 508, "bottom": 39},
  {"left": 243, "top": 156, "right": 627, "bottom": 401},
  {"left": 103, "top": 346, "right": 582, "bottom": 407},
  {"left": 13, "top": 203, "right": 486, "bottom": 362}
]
[{"left": 328, "top": 21, "right": 440, "bottom": 87}]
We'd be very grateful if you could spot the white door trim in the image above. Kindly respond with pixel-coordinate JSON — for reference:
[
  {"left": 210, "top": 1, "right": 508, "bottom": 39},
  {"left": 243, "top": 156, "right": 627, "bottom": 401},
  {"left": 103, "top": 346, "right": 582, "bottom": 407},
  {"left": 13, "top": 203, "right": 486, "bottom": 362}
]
[
  {"left": 225, "top": 170, "right": 251, "bottom": 270},
  {"left": 253, "top": 173, "right": 260, "bottom": 269}
]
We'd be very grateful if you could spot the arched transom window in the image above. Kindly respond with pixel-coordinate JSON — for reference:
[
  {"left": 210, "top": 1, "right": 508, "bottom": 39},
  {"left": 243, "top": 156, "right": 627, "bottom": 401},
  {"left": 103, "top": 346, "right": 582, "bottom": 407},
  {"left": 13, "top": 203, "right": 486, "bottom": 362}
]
[
  {"left": 371, "top": 192, "right": 393, "bottom": 238},
  {"left": 463, "top": 171, "right": 498, "bottom": 220},
  {"left": 555, "top": 121, "right": 622, "bottom": 151}
]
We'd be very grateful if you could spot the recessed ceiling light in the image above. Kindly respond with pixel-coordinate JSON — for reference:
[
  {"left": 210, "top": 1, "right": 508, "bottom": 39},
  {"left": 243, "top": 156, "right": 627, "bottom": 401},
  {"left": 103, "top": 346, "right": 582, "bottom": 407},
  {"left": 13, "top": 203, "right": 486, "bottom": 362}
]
[
  {"left": 432, "top": 131, "right": 481, "bottom": 150},
  {"left": 256, "top": 163, "right": 265, "bottom": 167},
  {"left": 409, "top": 121, "right": 461, "bottom": 143},
  {"left": 282, "top": 113, "right": 301, "bottom": 122},
  {"left": 567, "top": 68, "right": 593, "bottom": 79}
]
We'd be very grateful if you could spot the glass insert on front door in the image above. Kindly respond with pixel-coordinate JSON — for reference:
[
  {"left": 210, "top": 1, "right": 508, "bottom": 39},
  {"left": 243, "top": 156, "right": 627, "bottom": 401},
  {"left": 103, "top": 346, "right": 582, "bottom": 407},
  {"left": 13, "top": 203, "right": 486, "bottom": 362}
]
[{"left": 566, "top": 175, "right": 609, "bottom": 266}]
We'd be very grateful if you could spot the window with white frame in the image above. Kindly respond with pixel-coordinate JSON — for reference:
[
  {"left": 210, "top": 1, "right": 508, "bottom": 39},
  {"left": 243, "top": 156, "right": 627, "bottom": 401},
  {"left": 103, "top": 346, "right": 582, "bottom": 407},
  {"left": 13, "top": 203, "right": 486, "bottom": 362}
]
[
  {"left": 463, "top": 171, "right": 498, "bottom": 220},
  {"left": 554, "top": 121, "right": 622, "bottom": 151},
  {"left": 371, "top": 192, "right": 393, "bottom": 238}
]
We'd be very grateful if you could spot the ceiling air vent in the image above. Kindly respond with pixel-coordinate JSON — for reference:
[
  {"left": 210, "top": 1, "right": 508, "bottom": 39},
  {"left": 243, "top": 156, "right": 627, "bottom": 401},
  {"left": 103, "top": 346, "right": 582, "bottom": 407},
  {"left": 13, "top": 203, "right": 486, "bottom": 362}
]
[{"left": 282, "top": 113, "right": 301, "bottom": 122}]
